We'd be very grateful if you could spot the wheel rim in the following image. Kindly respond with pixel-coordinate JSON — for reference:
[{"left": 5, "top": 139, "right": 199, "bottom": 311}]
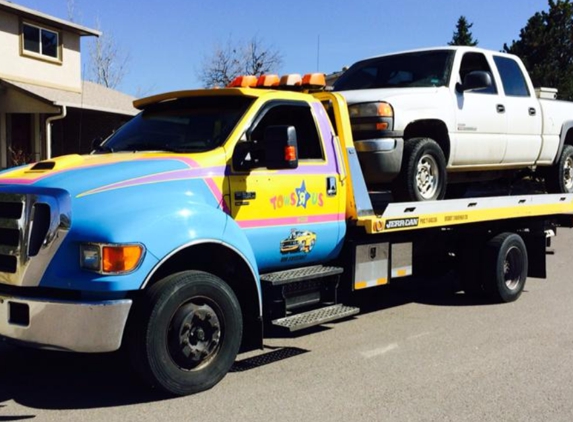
[
  {"left": 416, "top": 154, "right": 440, "bottom": 199},
  {"left": 563, "top": 156, "right": 573, "bottom": 190},
  {"left": 503, "top": 246, "right": 523, "bottom": 290},
  {"left": 168, "top": 299, "right": 222, "bottom": 371}
]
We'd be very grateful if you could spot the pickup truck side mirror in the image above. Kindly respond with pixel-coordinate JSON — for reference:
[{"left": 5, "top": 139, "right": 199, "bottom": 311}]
[
  {"left": 264, "top": 125, "right": 298, "bottom": 170},
  {"left": 457, "top": 71, "right": 493, "bottom": 93}
]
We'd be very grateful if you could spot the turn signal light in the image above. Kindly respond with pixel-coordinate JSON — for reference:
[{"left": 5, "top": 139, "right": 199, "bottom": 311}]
[
  {"left": 284, "top": 145, "right": 297, "bottom": 162},
  {"left": 102, "top": 245, "right": 144, "bottom": 273}
]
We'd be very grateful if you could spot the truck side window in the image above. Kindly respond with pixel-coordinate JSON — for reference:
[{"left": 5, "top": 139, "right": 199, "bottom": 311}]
[
  {"left": 249, "top": 104, "right": 324, "bottom": 167},
  {"left": 459, "top": 52, "right": 497, "bottom": 94},
  {"left": 493, "top": 56, "right": 531, "bottom": 97}
]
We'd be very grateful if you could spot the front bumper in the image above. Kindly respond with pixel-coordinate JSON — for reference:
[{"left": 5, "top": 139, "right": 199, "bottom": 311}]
[
  {"left": 0, "top": 294, "right": 132, "bottom": 352},
  {"left": 354, "top": 137, "right": 404, "bottom": 184}
]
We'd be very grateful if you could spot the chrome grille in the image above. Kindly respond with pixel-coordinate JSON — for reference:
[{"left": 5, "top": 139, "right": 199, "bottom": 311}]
[
  {"left": 0, "top": 191, "right": 71, "bottom": 286},
  {"left": 0, "top": 194, "right": 25, "bottom": 275}
]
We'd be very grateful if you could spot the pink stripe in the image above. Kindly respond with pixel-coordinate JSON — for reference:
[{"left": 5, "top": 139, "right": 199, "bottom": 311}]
[
  {"left": 237, "top": 213, "right": 345, "bottom": 229},
  {"left": 204, "top": 177, "right": 230, "bottom": 214}
]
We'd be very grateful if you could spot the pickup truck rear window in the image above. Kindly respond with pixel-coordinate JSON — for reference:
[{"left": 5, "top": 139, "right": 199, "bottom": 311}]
[
  {"left": 333, "top": 50, "right": 454, "bottom": 90},
  {"left": 101, "top": 96, "right": 254, "bottom": 153}
]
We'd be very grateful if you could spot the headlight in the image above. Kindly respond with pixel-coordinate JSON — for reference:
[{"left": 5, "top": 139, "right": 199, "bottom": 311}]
[
  {"left": 348, "top": 102, "right": 394, "bottom": 140},
  {"left": 80, "top": 243, "right": 145, "bottom": 274}
]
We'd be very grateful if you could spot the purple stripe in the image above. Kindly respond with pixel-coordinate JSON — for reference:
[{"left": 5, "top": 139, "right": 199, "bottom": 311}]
[
  {"left": 312, "top": 102, "right": 341, "bottom": 173},
  {"left": 84, "top": 166, "right": 227, "bottom": 194}
]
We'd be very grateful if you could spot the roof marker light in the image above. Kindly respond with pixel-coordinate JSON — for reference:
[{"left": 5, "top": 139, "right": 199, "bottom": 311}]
[
  {"left": 228, "top": 75, "right": 258, "bottom": 88},
  {"left": 257, "top": 74, "right": 280, "bottom": 87}
]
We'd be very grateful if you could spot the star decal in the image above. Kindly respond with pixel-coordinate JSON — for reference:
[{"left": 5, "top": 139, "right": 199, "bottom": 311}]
[{"left": 295, "top": 181, "right": 311, "bottom": 208}]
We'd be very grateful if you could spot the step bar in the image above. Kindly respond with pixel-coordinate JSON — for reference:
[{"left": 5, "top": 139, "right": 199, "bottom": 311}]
[{"left": 271, "top": 304, "right": 359, "bottom": 332}]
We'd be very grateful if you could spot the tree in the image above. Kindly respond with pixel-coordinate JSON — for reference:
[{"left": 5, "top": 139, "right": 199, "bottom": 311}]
[
  {"left": 448, "top": 16, "right": 478, "bottom": 46},
  {"left": 503, "top": 0, "right": 573, "bottom": 100},
  {"left": 87, "top": 18, "right": 130, "bottom": 89},
  {"left": 199, "top": 36, "right": 283, "bottom": 88}
]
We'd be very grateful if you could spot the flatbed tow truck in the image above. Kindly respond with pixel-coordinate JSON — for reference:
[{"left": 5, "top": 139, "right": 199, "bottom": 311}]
[{"left": 0, "top": 73, "right": 572, "bottom": 396}]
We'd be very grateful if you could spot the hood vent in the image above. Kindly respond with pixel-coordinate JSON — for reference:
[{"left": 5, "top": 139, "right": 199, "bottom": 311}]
[{"left": 29, "top": 161, "right": 56, "bottom": 171}]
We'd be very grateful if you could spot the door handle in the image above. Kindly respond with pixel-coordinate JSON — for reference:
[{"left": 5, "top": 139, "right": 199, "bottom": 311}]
[
  {"left": 496, "top": 104, "right": 505, "bottom": 113},
  {"left": 529, "top": 107, "right": 537, "bottom": 116},
  {"left": 326, "top": 177, "right": 337, "bottom": 196},
  {"left": 234, "top": 191, "right": 256, "bottom": 200}
]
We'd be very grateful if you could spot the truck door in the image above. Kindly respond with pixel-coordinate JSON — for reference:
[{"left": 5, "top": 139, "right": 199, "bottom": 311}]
[
  {"left": 451, "top": 52, "right": 507, "bottom": 166},
  {"left": 493, "top": 55, "right": 542, "bottom": 165},
  {"left": 228, "top": 101, "right": 345, "bottom": 272}
]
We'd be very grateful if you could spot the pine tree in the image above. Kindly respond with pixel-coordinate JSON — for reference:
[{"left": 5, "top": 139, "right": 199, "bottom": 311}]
[
  {"left": 448, "top": 16, "right": 478, "bottom": 46},
  {"left": 504, "top": 0, "right": 573, "bottom": 100}
]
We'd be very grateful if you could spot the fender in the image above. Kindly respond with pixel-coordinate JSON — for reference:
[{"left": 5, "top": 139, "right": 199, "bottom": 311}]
[
  {"left": 553, "top": 121, "right": 573, "bottom": 165},
  {"left": 142, "top": 214, "right": 262, "bottom": 314}
]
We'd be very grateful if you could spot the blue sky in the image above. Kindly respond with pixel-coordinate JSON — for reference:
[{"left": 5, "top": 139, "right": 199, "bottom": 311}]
[{"left": 15, "top": 0, "right": 551, "bottom": 97}]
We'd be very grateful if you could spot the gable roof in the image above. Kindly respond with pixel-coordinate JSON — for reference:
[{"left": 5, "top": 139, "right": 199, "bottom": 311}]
[{"left": 2, "top": 79, "right": 138, "bottom": 116}]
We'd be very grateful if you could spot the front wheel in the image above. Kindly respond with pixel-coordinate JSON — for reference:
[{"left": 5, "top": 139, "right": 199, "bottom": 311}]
[
  {"left": 395, "top": 138, "right": 447, "bottom": 201},
  {"left": 545, "top": 144, "right": 573, "bottom": 194},
  {"left": 129, "top": 271, "right": 242, "bottom": 396}
]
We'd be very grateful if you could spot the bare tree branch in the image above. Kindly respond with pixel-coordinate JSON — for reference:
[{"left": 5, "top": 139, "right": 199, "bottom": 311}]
[
  {"left": 199, "top": 36, "right": 283, "bottom": 88},
  {"left": 66, "top": 0, "right": 81, "bottom": 22},
  {"left": 87, "top": 18, "right": 130, "bottom": 89}
]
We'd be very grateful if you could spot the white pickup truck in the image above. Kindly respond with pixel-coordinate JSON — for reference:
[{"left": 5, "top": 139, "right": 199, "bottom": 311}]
[{"left": 332, "top": 46, "right": 573, "bottom": 201}]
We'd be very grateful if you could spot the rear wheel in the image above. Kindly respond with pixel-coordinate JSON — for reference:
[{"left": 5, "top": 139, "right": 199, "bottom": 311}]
[
  {"left": 395, "top": 138, "right": 447, "bottom": 201},
  {"left": 545, "top": 144, "right": 573, "bottom": 193},
  {"left": 482, "top": 233, "right": 528, "bottom": 303},
  {"left": 129, "top": 271, "right": 242, "bottom": 396}
]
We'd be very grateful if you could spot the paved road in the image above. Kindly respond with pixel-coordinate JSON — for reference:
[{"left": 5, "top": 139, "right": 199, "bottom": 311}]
[{"left": 1, "top": 229, "right": 573, "bottom": 421}]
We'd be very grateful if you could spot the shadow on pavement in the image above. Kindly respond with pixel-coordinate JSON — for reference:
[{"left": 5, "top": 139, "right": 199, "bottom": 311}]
[{"left": 0, "top": 345, "right": 170, "bottom": 412}]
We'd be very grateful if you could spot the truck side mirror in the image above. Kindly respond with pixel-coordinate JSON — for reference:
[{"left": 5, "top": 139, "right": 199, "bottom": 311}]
[
  {"left": 457, "top": 71, "right": 493, "bottom": 93},
  {"left": 264, "top": 125, "right": 298, "bottom": 170}
]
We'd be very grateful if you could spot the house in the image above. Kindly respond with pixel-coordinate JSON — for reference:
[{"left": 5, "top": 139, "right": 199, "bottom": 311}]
[{"left": 0, "top": 0, "right": 138, "bottom": 169}]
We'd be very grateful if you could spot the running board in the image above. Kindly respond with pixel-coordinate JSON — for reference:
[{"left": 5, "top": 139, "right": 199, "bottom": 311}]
[{"left": 271, "top": 304, "right": 359, "bottom": 332}]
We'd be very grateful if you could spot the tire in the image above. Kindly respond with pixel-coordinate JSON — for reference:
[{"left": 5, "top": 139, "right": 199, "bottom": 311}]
[
  {"left": 129, "top": 271, "right": 242, "bottom": 396},
  {"left": 482, "top": 233, "right": 528, "bottom": 303},
  {"left": 545, "top": 144, "right": 573, "bottom": 194},
  {"left": 395, "top": 138, "right": 447, "bottom": 201}
]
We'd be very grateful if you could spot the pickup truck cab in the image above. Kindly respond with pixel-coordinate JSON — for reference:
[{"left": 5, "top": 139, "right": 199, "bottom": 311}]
[{"left": 333, "top": 46, "right": 573, "bottom": 201}]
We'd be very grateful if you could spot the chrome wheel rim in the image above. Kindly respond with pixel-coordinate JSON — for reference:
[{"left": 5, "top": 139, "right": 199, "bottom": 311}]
[
  {"left": 503, "top": 246, "right": 523, "bottom": 290},
  {"left": 563, "top": 156, "right": 573, "bottom": 191},
  {"left": 416, "top": 154, "right": 439, "bottom": 199}
]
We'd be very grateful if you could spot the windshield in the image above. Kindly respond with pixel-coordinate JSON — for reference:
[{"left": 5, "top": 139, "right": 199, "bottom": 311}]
[
  {"left": 100, "top": 96, "right": 254, "bottom": 153},
  {"left": 333, "top": 50, "right": 455, "bottom": 90}
]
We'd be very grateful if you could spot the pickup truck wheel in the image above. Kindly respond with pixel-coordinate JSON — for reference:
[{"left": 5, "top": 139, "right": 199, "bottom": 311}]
[
  {"left": 129, "top": 271, "right": 242, "bottom": 396},
  {"left": 545, "top": 144, "right": 573, "bottom": 193},
  {"left": 396, "top": 138, "right": 447, "bottom": 201},
  {"left": 482, "top": 233, "right": 528, "bottom": 303}
]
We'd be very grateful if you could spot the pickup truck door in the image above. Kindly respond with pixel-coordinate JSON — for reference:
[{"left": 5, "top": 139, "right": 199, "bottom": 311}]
[
  {"left": 227, "top": 100, "right": 345, "bottom": 272},
  {"left": 493, "top": 55, "right": 542, "bottom": 165},
  {"left": 451, "top": 52, "right": 507, "bottom": 166}
]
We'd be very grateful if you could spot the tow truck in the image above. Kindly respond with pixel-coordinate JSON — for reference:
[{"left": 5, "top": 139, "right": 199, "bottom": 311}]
[{"left": 0, "top": 73, "right": 572, "bottom": 396}]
